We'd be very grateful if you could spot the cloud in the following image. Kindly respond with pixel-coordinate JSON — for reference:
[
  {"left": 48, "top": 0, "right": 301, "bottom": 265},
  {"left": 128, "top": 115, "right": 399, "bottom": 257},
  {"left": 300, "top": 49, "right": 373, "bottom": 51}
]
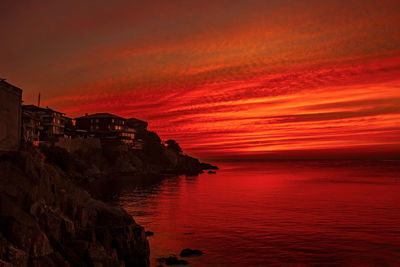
[{"left": 1, "top": 0, "right": 400, "bottom": 158}]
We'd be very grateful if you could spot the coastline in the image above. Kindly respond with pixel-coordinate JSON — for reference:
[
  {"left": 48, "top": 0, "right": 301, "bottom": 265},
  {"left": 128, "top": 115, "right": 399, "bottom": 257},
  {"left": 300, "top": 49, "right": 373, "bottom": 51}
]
[{"left": 0, "top": 135, "right": 217, "bottom": 266}]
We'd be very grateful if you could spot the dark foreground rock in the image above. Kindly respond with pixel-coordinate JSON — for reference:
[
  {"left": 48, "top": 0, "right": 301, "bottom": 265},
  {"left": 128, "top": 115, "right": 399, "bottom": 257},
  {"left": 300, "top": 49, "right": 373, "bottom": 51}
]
[
  {"left": 200, "top": 162, "right": 219, "bottom": 170},
  {"left": 0, "top": 151, "right": 150, "bottom": 266},
  {"left": 180, "top": 248, "right": 203, "bottom": 257},
  {"left": 157, "top": 255, "right": 188, "bottom": 265}
]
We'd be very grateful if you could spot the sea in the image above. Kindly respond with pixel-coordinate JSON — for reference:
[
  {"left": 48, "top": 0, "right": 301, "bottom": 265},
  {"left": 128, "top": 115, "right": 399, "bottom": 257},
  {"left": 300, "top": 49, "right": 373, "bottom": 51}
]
[{"left": 114, "top": 160, "right": 400, "bottom": 266}]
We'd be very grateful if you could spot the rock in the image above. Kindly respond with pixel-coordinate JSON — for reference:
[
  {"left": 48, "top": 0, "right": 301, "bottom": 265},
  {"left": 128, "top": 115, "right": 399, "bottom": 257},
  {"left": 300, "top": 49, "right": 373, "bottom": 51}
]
[
  {"left": 0, "top": 130, "right": 217, "bottom": 266},
  {"left": 200, "top": 162, "right": 219, "bottom": 170},
  {"left": 157, "top": 255, "right": 188, "bottom": 265},
  {"left": 0, "top": 151, "right": 150, "bottom": 266},
  {"left": 180, "top": 248, "right": 203, "bottom": 257},
  {"left": 145, "top": 231, "right": 154, "bottom": 236},
  {"left": 5, "top": 245, "right": 29, "bottom": 266}
]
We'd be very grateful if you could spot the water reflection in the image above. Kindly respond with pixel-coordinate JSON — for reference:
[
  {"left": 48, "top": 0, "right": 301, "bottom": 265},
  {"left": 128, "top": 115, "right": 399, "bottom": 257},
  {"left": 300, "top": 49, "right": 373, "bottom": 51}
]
[{"left": 103, "top": 160, "right": 400, "bottom": 266}]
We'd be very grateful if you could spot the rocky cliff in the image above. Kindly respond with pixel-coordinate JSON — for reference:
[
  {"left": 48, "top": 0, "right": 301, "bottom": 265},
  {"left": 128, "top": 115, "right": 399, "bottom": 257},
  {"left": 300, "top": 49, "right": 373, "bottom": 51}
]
[
  {"left": 0, "top": 151, "right": 149, "bottom": 266},
  {"left": 39, "top": 130, "right": 217, "bottom": 179},
  {"left": 0, "top": 129, "right": 216, "bottom": 266}
]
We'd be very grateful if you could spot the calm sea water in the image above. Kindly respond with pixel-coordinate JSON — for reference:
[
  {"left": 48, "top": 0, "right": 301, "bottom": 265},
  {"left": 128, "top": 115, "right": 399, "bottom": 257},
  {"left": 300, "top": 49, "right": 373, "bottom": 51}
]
[{"left": 117, "top": 161, "right": 400, "bottom": 266}]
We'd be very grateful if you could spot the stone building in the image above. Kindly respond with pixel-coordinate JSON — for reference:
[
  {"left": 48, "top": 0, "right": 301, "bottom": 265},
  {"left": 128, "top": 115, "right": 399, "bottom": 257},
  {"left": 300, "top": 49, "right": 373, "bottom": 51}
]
[{"left": 0, "top": 79, "right": 22, "bottom": 151}]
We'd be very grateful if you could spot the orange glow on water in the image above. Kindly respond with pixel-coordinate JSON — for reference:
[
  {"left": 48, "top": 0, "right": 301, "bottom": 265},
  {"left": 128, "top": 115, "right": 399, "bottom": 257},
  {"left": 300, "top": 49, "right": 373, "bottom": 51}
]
[{"left": 118, "top": 161, "right": 400, "bottom": 266}]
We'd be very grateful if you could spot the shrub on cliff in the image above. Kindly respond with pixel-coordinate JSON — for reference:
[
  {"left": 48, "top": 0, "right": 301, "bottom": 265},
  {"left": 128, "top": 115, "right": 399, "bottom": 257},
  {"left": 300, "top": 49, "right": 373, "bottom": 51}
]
[
  {"left": 40, "top": 145, "right": 72, "bottom": 171},
  {"left": 39, "top": 145, "right": 86, "bottom": 174},
  {"left": 165, "top": 139, "right": 183, "bottom": 154},
  {"left": 138, "top": 131, "right": 169, "bottom": 165}
]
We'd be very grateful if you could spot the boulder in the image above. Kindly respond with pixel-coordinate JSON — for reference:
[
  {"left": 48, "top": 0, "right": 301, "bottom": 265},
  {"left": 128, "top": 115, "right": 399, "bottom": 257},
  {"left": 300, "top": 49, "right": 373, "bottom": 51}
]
[
  {"left": 180, "top": 248, "right": 203, "bottom": 257},
  {"left": 145, "top": 231, "right": 154, "bottom": 236},
  {"left": 157, "top": 255, "right": 188, "bottom": 265}
]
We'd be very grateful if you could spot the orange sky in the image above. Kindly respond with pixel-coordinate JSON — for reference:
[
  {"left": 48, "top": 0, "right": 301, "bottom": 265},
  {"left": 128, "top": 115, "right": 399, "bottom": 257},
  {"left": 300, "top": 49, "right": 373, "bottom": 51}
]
[{"left": 1, "top": 0, "right": 400, "bottom": 159}]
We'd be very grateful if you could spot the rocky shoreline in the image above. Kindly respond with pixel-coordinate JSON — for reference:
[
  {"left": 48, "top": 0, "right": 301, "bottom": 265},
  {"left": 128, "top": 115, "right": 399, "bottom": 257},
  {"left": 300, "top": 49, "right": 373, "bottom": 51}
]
[{"left": 0, "top": 132, "right": 217, "bottom": 266}]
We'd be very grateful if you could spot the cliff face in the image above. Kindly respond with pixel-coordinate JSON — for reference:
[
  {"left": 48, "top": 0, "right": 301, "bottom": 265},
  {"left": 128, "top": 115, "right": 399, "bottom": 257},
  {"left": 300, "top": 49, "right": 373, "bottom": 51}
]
[
  {"left": 0, "top": 130, "right": 216, "bottom": 266},
  {"left": 0, "top": 151, "right": 149, "bottom": 266},
  {"left": 40, "top": 130, "right": 217, "bottom": 179}
]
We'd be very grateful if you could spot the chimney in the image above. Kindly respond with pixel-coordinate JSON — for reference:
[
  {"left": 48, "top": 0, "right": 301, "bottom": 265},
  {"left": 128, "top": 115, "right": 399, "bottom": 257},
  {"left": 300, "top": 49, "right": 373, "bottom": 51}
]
[{"left": 38, "top": 92, "right": 41, "bottom": 107}]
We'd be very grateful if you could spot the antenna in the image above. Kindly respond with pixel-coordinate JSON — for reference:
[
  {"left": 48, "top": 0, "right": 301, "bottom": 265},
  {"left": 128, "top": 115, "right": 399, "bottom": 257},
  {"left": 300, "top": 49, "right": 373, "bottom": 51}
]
[{"left": 38, "top": 92, "right": 41, "bottom": 107}]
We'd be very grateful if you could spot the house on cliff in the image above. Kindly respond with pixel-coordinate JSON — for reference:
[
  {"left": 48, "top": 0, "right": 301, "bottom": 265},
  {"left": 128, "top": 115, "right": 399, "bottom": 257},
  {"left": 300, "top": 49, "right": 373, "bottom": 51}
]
[
  {"left": 75, "top": 113, "right": 126, "bottom": 133},
  {"left": 22, "top": 105, "right": 68, "bottom": 140},
  {"left": 75, "top": 113, "right": 137, "bottom": 146},
  {"left": 0, "top": 79, "right": 22, "bottom": 151}
]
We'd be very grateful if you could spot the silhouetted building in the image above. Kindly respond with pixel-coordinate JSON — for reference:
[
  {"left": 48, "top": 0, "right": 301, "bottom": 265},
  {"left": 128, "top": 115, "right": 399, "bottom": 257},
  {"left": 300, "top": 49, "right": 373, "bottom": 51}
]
[
  {"left": 23, "top": 105, "right": 66, "bottom": 139},
  {"left": 75, "top": 113, "right": 137, "bottom": 146},
  {"left": 75, "top": 113, "right": 126, "bottom": 133},
  {"left": 21, "top": 110, "right": 42, "bottom": 145},
  {"left": 63, "top": 117, "right": 76, "bottom": 138},
  {"left": 0, "top": 79, "right": 22, "bottom": 151}
]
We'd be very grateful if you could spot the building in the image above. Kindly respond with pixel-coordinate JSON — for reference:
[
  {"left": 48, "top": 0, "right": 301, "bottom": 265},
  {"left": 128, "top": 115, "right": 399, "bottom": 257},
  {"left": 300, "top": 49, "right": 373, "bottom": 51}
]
[
  {"left": 126, "top": 117, "right": 148, "bottom": 133},
  {"left": 75, "top": 113, "right": 137, "bottom": 146},
  {"left": 21, "top": 109, "right": 42, "bottom": 146},
  {"left": 63, "top": 116, "right": 76, "bottom": 138},
  {"left": 75, "top": 113, "right": 126, "bottom": 134},
  {"left": 0, "top": 79, "right": 22, "bottom": 151},
  {"left": 22, "top": 105, "right": 66, "bottom": 139}
]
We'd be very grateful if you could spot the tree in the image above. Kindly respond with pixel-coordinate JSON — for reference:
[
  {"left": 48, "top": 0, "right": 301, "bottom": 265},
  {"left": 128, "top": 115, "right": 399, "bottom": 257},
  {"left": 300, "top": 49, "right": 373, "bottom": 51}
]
[{"left": 165, "top": 139, "right": 182, "bottom": 154}]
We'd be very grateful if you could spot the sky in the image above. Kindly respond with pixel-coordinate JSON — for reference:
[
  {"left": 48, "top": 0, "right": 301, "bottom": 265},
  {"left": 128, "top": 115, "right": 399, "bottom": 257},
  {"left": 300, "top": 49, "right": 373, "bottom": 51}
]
[{"left": 1, "top": 0, "right": 400, "bottom": 159}]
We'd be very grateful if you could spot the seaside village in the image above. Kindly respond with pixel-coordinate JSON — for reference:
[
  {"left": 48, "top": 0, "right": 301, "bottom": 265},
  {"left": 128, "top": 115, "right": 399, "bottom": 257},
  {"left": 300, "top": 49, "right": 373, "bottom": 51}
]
[{"left": 0, "top": 79, "right": 147, "bottom": 152}]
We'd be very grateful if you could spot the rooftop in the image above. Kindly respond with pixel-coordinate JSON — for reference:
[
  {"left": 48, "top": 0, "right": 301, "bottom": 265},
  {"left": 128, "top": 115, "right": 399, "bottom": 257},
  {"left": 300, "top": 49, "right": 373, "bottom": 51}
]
[
  {"left": 127, "top": 117, "right": 148, "bottom": 125},
  {"left": 22, "top": 105, "right": 65, "bottom": 115},
  {"left": 75, "top": 113, "right": 126, "bottom": 120},
  {"left": 0, "top": 79, "right": 22, "bottom": 95}
]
